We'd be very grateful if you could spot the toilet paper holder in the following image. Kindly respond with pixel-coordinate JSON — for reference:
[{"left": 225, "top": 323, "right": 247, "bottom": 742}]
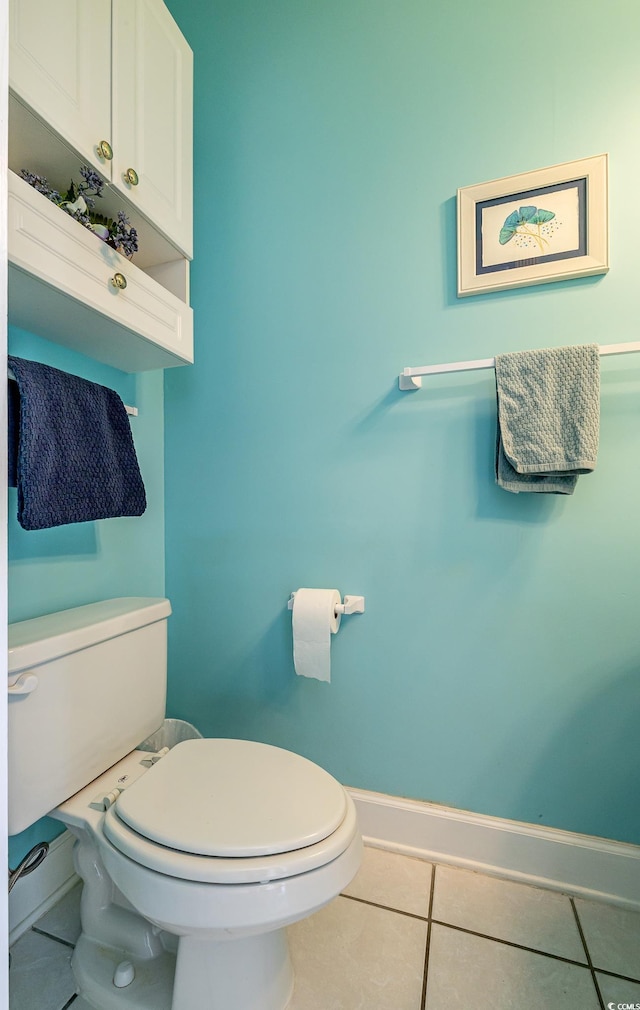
[{"left": 287, "top": 592, "right": 365, "bottom": 616}]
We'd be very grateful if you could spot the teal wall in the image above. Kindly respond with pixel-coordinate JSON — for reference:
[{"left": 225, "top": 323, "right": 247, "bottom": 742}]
[
  {"left": 8, "top": 327, "right": 165, "bottom": 864},
  {"left": 163, "top": 0, "right": 640, "bottom": 846}
]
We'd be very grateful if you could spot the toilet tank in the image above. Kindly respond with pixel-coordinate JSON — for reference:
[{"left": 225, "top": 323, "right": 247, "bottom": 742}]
[{"left": 8, "top": 597, "right": 172, "bottom": 835}]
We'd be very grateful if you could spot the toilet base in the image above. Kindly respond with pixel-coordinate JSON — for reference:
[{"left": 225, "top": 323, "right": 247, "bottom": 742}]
[
  {"left": 173, "top": 929, "right": 294, "bottom": 1010},
  {"left": 72, "top": 935, "right": 175, "bottom": 1010},
  {"left": 72, "top": 928, "right": 294, "bottom": 1010}
]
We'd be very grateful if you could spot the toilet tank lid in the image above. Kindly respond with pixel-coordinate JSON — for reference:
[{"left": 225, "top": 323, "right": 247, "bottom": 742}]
[{"left": 8, "top": 597, "right": 172, "bottom": 674}]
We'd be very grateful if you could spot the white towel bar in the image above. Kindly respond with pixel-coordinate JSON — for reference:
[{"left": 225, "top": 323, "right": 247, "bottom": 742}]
[{"left": 399, "top": 341, "right": 640, "bottom": 390}]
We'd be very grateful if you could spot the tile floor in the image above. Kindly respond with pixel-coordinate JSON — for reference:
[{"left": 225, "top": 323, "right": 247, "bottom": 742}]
[{"left": 9, "top": 846, "right": 640, "bottom": 1010}]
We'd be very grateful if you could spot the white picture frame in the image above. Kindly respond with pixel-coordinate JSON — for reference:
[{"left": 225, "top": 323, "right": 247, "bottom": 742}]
[{"left": 457, "top": 154, "right": 609, "bottom": 297}]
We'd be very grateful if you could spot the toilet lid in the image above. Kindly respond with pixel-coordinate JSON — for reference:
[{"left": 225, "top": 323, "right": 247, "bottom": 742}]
[{"left": 114, "top": 739, "right": 348, "bottom": 858}]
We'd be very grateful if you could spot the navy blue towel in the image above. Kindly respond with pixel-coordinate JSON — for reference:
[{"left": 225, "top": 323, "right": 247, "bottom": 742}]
[{"left": 8, "top": 356, "right": 146, "bottom": 530}]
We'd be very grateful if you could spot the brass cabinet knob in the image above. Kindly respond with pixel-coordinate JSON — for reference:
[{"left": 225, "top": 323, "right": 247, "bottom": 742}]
[
  {"left": 124, "top": 168, "right": 139, "bottom": 186},
  {"left": 111, "top": 272, "right": 127, "bottom": 290},
  {"left": 97, "top": 140, "right": 113, "bottom": 160}
]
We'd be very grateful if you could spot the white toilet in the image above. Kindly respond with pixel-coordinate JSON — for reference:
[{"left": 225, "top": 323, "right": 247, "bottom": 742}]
[{"left": 8, "top": 597, "right": 362, "bottom": 1010}]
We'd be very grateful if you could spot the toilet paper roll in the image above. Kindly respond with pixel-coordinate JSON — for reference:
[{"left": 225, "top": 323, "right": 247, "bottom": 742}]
[{"left": 292, "top": 588, "right": 341, "bottom": 682}]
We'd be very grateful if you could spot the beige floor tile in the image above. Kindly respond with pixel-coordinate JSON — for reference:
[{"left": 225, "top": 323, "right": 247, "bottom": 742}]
[
  {"left": 342, "top": 845, "right": 432, "bottom": 917},
  {"left": 288, "top": 894, "right": 427, "bottom": 1010},
  {"left": 426, "top": 923, "right": 600, "bottom": 1010},
  {"left": 432, "top": 865, "right": 586, "bottom": 962},
  {"left": 9, "top": 930, "right": 76, "bottom": 1010},
  {"left": 574, "top": 898, "right": 640, "bottom": 980},
  {"left": 34, "top": 881, "right": 82, "bottom": 945},
  {"left": 596, "top": 972, "right": 640, "bottom": 1005}
]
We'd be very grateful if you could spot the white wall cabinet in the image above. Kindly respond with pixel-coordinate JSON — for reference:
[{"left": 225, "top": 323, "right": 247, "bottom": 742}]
[
  {"left": 9, "top": 0, "right": 193, "bottom": 259},
  {"left": 8, "top": 0, "right": 194, "bottom": 374},
  {"left": 8, "top": 171, "right": 193, "bottom": 372}
]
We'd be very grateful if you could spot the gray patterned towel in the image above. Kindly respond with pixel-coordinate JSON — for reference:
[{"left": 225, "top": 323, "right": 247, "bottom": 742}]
[{"left": 495, "top": 344, "right": 600, "bottom": 495}]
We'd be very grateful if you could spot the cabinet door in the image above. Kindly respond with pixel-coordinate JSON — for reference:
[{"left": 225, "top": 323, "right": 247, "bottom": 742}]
[
  {"left": 9, "top": 0, "right": 113, "bottom": 177},
  {"left": 112, "top": 0, "right": 193, "bottom": 258}
]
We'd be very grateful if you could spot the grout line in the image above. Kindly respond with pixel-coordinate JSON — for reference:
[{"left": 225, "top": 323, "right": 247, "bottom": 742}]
[
  {"left": 343, "top": 855, "right": 640, "bottom": 989},
  {"left": 430, "top": 919, "right": 595, "bottom": 970},
  {"left": 342, "top": 891, "right": 598, "bottom": 974},
  {"left": 570, "top": 898, "right": 605, "bottom": 1010},
  {"left": 340, "top": 892, "right": 429, "bottom": 922},
  {"left": 342, "top": 888, "right": 640, "bottom": 991},
  {"left": 591, "top": 966, "right": 640, "bottom": 986},
  {"left": 31, "top": 927, "right": 76, "bottom": 950},
  {"left": 420, "top": 863, "right": 436, "bottom": 1010}
]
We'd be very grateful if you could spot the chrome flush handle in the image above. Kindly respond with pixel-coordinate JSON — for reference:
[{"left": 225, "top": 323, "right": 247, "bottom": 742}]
[{"left": 8, "top": 673, "right": 39, "bottom": 696}]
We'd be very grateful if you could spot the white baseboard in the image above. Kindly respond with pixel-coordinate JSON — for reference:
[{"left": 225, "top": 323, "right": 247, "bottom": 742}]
[
  {"left": 9, "top": 793, "right": 640, "bottom": 946},
  {"left": 348, "top": 787, "right": 640, "bottom": 911},
  {"left": 9, "top": 830, "right": 79, "bottom": 945}
]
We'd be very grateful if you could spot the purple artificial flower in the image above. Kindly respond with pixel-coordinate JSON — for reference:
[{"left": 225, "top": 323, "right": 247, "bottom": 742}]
[
  {"left": 111, "top": 210, "right": 139, "bottom": 258},
  {"left": 79, "top": 165, "right": 105, "bottom": 198},
  {"left": 20, "top": 170, "right": 61, "bottom": 204},
  {"left": 20, "top": 164, "right": 140, "bottom": 259}
]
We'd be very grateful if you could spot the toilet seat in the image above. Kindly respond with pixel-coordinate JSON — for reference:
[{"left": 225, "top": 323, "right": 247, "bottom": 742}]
[{"left": 102, "top": 739, "right": 358, "bottom": 884}]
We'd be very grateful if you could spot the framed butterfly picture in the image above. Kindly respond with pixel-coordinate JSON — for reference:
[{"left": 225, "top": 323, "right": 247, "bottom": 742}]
[{"left": 457, "top": 154, "right": 608, "bottom": 296}]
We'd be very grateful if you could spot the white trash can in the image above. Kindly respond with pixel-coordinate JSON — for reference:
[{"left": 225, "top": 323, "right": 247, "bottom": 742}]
[{"left": 138, "top": 718, "right": 203, "bottom": 752}]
